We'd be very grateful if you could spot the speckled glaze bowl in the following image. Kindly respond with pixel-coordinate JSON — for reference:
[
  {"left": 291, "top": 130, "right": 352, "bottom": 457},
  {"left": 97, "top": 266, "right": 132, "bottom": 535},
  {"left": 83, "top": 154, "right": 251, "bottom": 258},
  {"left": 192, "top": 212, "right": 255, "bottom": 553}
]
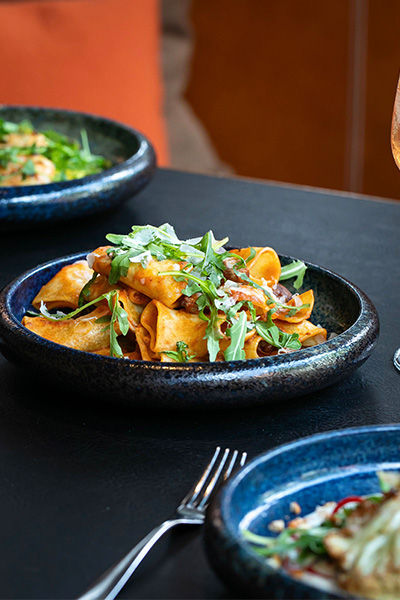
[
  {"left": 205, "top": 425, "right": 400, "bottom": 599},
  {"left": 0, "top": 105, "right": 156, "bottom": 230},
  {"left": 0, "top": 251, "right": 379, "bottom": 409}
]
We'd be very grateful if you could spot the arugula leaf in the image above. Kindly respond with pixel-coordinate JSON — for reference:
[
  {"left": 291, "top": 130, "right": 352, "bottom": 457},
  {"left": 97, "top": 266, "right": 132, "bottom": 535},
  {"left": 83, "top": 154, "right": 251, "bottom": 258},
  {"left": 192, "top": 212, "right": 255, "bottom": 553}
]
[
  {"left": 205, "top": 304, "right": 223, "bottom": 361},
  {"left": 0, "top": 119, "right": 19, "bottom": 138},
  {"left": 108, "top": 249, "right": 144, "bottom": 284},
  {"left": 238, "top": 271, "right": 309, "bottom": 315},
  {"left": 246, "top": 301, "right": 257, "bottom": 323},
  {"left": 38, "top": 290, "right": 129, "bottom": 358},
  {"left": 80, "top": 129, "right": 91, "bottom": 158},
  {"left": 160, "top": 341, "right": 196, "bottom": 362},
  {"left": 242, "top": 525, "right": 334, "bottom": 561},
  {"left": 226, "top": 301, "right": 245, "bottom": 322},
  {"left": 245, "top": 247, "right": 257, "bottom": 264},
  {"left": 106, "top": 293, "right": 129, "bottom": 357},
  {"left": 0, "top": 146, "right": 21, "bottom": 167},
  {"left": 18, "top": 120, "right": 35, "bottom": 134},
  {"left": 101, "top": 224, "right": 312, "bottom": 362},
  {"left": 0, "top": 119, "right": 110, "bottom": 184},
  {"left": 224, "top": 311, "right": 247, "bottom": 361},
  {"left": 161, "top": 269, "right": 219, "bottom": 300},
  {"left": 21, "top": 159, "right": 36, "bottom": 178},
  {"left": 255, "top": 311, "right": 301, "bottom": 351},
  {"left": 78, "top": 271, "right": 99, "bottom": 307},
  {"left": 279, "top": 260, "right": 307, "bottom": 290},
  {"left": 160, "top": 267, "right": 225, "bottom": 362}
]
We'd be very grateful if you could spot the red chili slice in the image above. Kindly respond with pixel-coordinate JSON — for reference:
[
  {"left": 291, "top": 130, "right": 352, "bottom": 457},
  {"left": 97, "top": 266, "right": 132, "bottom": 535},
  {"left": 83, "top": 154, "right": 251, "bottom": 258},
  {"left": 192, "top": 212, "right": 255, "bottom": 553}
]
[
  {"left": 305, "top": 565, "right": 331, "bottom": 579},
  {"left": 331, "top": 495, "right": 363, "bottom": 516}
]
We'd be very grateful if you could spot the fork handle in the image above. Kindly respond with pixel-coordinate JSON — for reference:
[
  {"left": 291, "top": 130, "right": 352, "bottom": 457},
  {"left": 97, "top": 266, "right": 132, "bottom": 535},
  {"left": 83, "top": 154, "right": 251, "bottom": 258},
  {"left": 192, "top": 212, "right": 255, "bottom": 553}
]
[{"left": 76, "top": 517, "right": 201, "bottom": 600}]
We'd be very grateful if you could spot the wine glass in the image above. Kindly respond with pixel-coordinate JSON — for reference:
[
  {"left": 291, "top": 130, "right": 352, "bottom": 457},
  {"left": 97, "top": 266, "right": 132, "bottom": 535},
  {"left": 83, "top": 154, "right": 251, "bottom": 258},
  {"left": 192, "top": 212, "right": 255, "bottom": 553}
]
[{"left": 391, "top": 76, "right": 400, "bottom": 372}]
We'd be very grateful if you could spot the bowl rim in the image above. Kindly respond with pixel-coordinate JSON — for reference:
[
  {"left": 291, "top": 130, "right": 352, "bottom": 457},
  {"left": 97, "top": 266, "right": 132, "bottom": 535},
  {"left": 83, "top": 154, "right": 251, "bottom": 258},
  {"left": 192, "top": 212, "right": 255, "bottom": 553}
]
[
  {"left": 0, "top": 104, "right": 153, "bottom": 195},
  {"left": 222, "top": 423, "right": 400, "bottom": 502},
  {"left": 0, "top": 249, "right": 379, "bottom": 371}
]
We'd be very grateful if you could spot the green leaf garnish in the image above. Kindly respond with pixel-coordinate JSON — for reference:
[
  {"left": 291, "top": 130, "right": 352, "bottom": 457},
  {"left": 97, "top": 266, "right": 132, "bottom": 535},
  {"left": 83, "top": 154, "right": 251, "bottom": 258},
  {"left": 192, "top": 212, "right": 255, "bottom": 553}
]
[
  {"left": 245, "top": 247, "right": 257, "bottom": 264},
  {"left": 0, "top": 119, "right": 111, "bottom": 184},
  {"left": 106, "top": 293, "right": 129, "bottom": 357},
  {"left": 78, "top": 271, "right": 99, "bottom": 307},
  {"left": 38, "top": 290, "right": 129, "bottom": 358},
  {"left": 255, "top": 311, "right": 301, "bottom": 351},
  {"left": 242, "top": 525, "right": 334, "bottom": 561},
  {"left": 101, "top": 225, "right": 312, "bottom": 362},
  {"left": 237, "top": 271, "right": 309, "bottom": 315},
  {"left": 205, "top": 304, "right": 224, "bottom": 361},
  {"left": 224, "top": 311, "right": 247, "bottom": 361},
  {"left": 279, "top": 260, "right": 307, "bottom": 290},
  {"left": 160, "top": 341, "right": 196, "bottom": 362},
  {"left": 21, "top": 159, "right": 36, "bottom": 177}
]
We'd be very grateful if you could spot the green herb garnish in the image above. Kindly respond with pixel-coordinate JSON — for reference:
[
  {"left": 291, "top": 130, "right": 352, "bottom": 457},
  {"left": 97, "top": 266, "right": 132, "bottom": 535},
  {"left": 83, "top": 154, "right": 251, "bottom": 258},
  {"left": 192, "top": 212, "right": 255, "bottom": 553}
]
[
  {"left": 78, "top": 271, "right": 99, "bottom": 307},
  {"left": 255, "top": 310, "right": 301, "bottom": 351},
  {"left": 103, "top": 224, "right": 311, "bottom": 362},
  {"left": 0, "top": 119, "right": 110, "bottom": 184},
  {"left": 38, "top": 290, "right": 129, "bottom": 357},
  {"left": 161, "top": 341, "right": 196, "bottom": 362},
  {"left": 224, "top": 310, "right": 247, "bottom": 361},
  {"left": 21, "top": 159, "right": 36, "bottom": 178},
  {"left": 242, "top": 525, "right": 334, "bottom": 561},
  {"left": 279, "top": 260, "right": 307, "bottom": 290}
]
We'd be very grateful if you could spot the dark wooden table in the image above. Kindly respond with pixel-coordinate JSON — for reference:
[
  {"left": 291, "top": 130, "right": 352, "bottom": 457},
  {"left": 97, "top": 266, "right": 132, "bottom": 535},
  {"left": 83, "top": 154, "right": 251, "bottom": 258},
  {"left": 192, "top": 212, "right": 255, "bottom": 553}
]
[{"left": 0, "top": 169, "right": 399, "bottom": 599}]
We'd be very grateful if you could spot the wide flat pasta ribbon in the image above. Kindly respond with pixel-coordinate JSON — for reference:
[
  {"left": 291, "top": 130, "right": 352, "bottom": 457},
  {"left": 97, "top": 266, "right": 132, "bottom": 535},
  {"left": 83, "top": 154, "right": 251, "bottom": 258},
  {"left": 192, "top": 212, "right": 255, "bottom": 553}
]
[
  {"left": 135, "top": 325, "right": 161, "bottom": 361},
  {"left": 90, "top": 246, "right": 187, "bottom": 308},
  {"left": 140, "top": 300, "right": 208, "bottom": 358},
  {"left": 32, "top": 261, "right": 93, "bottom": 309},
  {"left": 243, "top": 334, "right": 278, "bottom": 359},
  {"left": 227, "top": 284, "right": 268, "bottom": 315},
  {"left": 272, "top": 290, "right": 315, "bottom": 323},
  {"left": 117, "top": 290, "right": 146, "bottom": 332},
  {"left": 275, "top": 319, "right": 327, "bottom": 345},
  {"left": 232, "top": 246, "right": 281, "bottom": 285},
  {"left": 22, "top": 306, "right": 120, "bottom": 352},
  {"left": 85, "top": 274, "right": 119, "bottom": 302}
]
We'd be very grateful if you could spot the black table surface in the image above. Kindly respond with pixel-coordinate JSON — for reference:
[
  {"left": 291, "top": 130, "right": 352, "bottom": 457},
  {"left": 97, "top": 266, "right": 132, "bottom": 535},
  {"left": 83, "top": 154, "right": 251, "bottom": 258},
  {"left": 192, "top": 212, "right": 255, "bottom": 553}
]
[{"left": 1, "top": 168, "right": 400, "bottom": 600}]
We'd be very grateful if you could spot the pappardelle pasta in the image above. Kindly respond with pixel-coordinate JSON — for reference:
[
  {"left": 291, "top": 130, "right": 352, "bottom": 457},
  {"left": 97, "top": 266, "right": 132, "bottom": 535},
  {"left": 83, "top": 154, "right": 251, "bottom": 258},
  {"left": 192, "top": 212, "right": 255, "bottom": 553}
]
[
  {"left": 0, "top": 118, "right": 110, "bottom": 186},
  {"left": 22, "top": 224, "right": 327, "bottom": 362}
]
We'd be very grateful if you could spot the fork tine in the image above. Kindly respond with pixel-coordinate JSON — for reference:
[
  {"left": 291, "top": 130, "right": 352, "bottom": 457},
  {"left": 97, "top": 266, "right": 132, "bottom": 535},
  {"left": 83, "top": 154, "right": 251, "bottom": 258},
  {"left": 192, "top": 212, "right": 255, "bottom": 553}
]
[
  {"left": 224, "top": 449, "right": 248, "bottom": 480},
  {"left": 197, "top": 448, "right": 231, "bottom": 510},
  {"left": 239, "top": 451, "right": 247, "bottom": 467},
  {"left": 223, "top": 449, "right": 238, "bottom": 480},
  {"left": 180, "top": 446, "right": 221, "bottom": 507}
]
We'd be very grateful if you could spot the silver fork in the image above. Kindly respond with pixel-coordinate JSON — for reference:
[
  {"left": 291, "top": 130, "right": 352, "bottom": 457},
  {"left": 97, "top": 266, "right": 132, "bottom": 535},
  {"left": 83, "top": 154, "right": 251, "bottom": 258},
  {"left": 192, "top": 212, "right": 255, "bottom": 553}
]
[{"left": 76, "top": 447, "right": 247, "bottom": 600}]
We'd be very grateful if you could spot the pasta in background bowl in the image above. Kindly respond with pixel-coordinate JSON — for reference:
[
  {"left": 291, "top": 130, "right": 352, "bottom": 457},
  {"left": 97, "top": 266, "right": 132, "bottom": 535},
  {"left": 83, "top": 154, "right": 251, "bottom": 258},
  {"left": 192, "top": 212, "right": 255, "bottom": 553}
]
[
  {"left": 0, "top": 224, "right": 379, "bottom": 409},
  {"left": 0, "top": 106, "right": 156, "bottom": 230}
]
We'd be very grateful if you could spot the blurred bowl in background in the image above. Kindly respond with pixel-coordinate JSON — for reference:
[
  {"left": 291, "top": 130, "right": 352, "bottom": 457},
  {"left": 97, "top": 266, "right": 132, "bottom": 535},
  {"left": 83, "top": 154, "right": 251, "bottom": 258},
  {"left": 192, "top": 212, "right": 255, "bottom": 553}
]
[{"left": 0, "top": 105, "right": 156, "bottom": 230}]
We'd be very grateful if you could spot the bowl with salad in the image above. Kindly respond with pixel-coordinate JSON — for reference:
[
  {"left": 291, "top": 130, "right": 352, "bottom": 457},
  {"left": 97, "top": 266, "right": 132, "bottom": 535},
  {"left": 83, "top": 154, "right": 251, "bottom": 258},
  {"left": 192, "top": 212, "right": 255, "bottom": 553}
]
[
  {"left": 205, "top": 424, "right": 400, "bottom": 599},
  {"left": 0, "top": 105, "right": 156, "bottom": 229}
]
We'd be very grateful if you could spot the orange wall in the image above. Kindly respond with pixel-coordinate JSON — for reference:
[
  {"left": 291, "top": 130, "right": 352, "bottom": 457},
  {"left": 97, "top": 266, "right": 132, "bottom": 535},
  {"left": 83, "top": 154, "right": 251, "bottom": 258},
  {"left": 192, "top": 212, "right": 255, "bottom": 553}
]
[{"left": 185, "top": 0, "right": 400, "bottom": 200}]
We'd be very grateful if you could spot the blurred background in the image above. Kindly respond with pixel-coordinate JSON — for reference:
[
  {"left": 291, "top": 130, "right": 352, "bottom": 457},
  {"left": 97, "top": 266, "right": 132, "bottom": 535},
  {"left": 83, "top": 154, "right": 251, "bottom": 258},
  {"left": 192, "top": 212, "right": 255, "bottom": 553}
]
[
  {"left": 2, "top": 0, "right": 400, "bottom": 200},
  {"left": 169, "top": 0, "right": 400, "bottom": 200}
]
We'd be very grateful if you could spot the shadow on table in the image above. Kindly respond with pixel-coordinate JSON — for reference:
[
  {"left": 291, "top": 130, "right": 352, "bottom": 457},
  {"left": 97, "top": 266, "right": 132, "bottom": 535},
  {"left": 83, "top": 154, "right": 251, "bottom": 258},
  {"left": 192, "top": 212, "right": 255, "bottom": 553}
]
[{"left": 1, "top": 357, "right": 386, "bottom": 453}]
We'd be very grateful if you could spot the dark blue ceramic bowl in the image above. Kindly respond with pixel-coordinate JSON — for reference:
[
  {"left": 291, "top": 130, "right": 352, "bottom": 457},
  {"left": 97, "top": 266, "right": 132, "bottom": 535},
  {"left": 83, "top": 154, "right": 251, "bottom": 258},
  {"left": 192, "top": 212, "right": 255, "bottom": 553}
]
[
  {"left": 205, "top": 425, "right": 400, "bottom": 599},
  {"left": 0, "top": 105, "right": 156, "bottom": 230},
  {"left": 0, "top": 252, "right": 379, "bottom": 409}
]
